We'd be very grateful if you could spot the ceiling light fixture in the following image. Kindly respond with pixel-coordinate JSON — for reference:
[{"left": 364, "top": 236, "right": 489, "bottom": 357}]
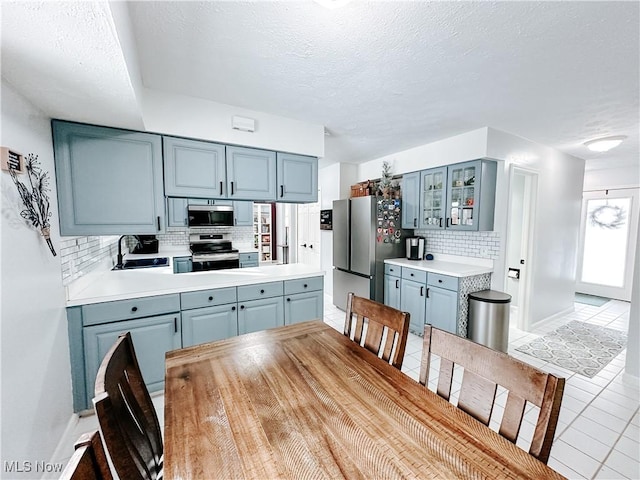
[
  {"left": 583, "top": 135, "right": 627, "bottom": 152},
  {"left": 314, "top": 0, "right": 351, "bottom": 9}
]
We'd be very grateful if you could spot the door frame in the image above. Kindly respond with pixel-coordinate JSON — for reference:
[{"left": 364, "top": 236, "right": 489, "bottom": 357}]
[
  {"left": 576, "top": 188, "right": 639, "bottom": 301},
  {"left": 504, "top": 165, "right": 539, "bottom": 331}
]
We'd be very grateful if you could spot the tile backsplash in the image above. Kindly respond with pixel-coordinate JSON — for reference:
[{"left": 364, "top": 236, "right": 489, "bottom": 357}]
[
  {"left": 414, "top": 229, "right": 500, "bottom": 259},
  {"left": 60, "top": 226, "right": 254, "bottom": 285}
]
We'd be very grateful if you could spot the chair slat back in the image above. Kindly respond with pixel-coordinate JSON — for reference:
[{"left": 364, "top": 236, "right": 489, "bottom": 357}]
[
  {"left": 419, "top": 325, "right": 564, "bottom": 464},
  {"left": 344, "top": 292, "right": 410, "bottom": 370},
  {"left": 59, "top": 431, "right": 113, "bottom": 480},
  {"left": 94, "top": 332, "right": 163, "bottom": 480}
]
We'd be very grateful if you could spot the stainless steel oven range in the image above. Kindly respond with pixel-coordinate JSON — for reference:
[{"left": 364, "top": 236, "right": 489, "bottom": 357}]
[{"left": 189, "top": 234, "right": 239, "bottom": 271}]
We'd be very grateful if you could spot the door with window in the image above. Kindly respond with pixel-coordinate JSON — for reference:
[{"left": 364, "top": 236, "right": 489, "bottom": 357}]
[
  {"left": 297, "top": 199, "right": 321, "bottom": 269},
  {"left": 576, "top": 189, "right": 639, "bottom": 301}
]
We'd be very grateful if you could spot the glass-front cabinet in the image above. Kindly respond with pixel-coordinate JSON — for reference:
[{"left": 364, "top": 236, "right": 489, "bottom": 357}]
[
  {"left": 445, "top": 160, "right": 497, "bottom": 231},
  {"left": 419, "top": 167, "right": 447, "bottom": 229}
]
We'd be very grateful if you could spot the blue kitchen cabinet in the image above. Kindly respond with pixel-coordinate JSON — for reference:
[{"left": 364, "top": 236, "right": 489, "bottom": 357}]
[
  {"left": 283, "top": 277, "right": 324, "bottom": 325},
  {"left": 233, "top": 201, "right": 254, "bottom": 226},
  {"left": 181, "top": 304, "right": 238, "bottom": 347},
  {"left": 83, "top": 313, "right": 181, "bottom": 407},
  {"left": 173, "top": 256, "right": 192, "bottom": 273},
  {"left": 226, "top": 146, "right": 277, "bottom": 201},
  {"left": 181, "top": 287, "right": 238, "bottom": 344},
  {"left": 383, "top": 264, "right": 401, "bottom": 310},
  {"left": 238, "top": 297, "right": 285, "bottom": 334},
  {"left": 426, "top": 273, "right": 459, "bottom": 334},
  {"left": 163, "top": 136, "right": 227, "bottom": 198},
  {"left": 445, "top": 160, "right": 497, "bottom": 231},
  {"left": 52, "top": 120, "right": 165, "bottom": 235},
  {"left": 276, "top": 153, "right": 318, "bottom": 203},
  {"left": 400, "top": 268, "right": 428, "bottom": 335},
  {"left": 401, "top": 172, "right": 420, "bottom": 229},
  {"left": 239, "top": 252, "right": 259, "bottom": 268},
  {"left": 167, "top": 197, "right": 189, "bottom": 227},
  {"left": 419, "top": 167, "right": 447, "bottom": 230}
]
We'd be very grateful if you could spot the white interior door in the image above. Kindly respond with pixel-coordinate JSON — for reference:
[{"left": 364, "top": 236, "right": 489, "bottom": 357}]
[
  {"left": 297, "top": 197, "right": 321, "bottom": 269},
  {"left": 576, "top": 189, "right": 639, "bottom": 301}
]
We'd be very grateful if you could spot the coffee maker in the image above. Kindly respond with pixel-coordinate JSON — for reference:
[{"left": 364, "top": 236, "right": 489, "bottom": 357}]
[{"left": 406, "top": 237, "right": 425, "bottom": 260}]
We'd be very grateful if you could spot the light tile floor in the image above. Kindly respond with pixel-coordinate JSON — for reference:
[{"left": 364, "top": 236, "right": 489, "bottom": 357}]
[{"left": 51, "top": 296, "right": 639, "bottom": 480}]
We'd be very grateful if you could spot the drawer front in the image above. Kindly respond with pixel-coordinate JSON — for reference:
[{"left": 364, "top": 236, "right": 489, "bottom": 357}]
[
  {"left": 239, "top": 252, "right": 258, "bottom": 263},
  {"left": 385, "top": 264, "right": 401, "bottom": 277},
  {"left": 237, "top": 281, "right": 284, "bottom": 301},
  {"left": 284, "top": 276, "right": 323, "bottom": 295},
  {"left": 82, "top": 294, "right": 180, "bottom": 326},
  {"left": 427, "top": 273, "right": 459, "bottom": 291},
  {"left": 181, "top": 287, "right": 237, "bottom": 310},
  {"left": 401, "top": 267, "right": 427, "bottom": 284}
]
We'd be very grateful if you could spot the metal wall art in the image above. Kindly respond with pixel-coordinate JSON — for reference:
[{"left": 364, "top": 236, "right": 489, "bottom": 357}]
[{"left": 9, "top": 153, "right": 56, "bottom": 256}]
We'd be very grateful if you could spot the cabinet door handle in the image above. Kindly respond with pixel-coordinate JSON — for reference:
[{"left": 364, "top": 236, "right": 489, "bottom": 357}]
[
  {"left": 131, "top": 306, "right": 138, "bottom": 313},
  {"left": 260, "top": 289, "right": 265, "bottom": 294},
  {"left": 240, "top": 305, "right": 245, "bottom": 310},
  {"left": 287, "top": 298, "right": 291, "bottom": 302},
  {"left": 395, "top": 279, "right": 399, "bottom": 289},
  {"left": 280, "top": 185, "right": 284, "bottom": 198},
  {"left": 303, "top": 284, "right": 308, "bottom": 288},
  {"left": 439, "top": 218, "right": 443, "bottom": 228},
  {"left": 309, "top": 244, "right": 313, "bottom": 249},
  {"left": 208, "top": 296, "right": 213, "bottom": 301},
  {"left": 446, "top": 218, "right": 450, "bottom": 227},
  {"left": 231, "top": 306, "right": 236, "bottom": 311},
  {"left": 420, "top": 286, "right": 424, "bottom": 296},
  {"left": 231, "top": 181, "right": 234, "bottom": 195},
  {"left": 157, "top": 216, "right": 161, "bottom": 231},
  {"left": 414, "top": 218, "right": 417, "bottom": 227},
  {"left": 426, "top": 287, "right": 430, "bottom": 298},
  {"left": 174, "top": 317, "right": 178, "bottom": 333},
  {"left": 220, "top": 181, "right": 223, "bottom": 195},
  {"left": 438, "top": 279, "right": 443, "bottom": 283}
]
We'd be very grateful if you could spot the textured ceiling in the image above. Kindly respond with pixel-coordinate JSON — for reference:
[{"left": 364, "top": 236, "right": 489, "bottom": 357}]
[{"left": 2, "top": 1, "right": 638, "bottom": 172}]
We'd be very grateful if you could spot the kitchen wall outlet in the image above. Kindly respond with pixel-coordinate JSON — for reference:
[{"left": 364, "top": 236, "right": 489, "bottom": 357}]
[{"left": 480, "top": 247, "right": 489, "bottom": 257}]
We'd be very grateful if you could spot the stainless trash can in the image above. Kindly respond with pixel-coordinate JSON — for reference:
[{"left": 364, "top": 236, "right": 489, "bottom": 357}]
[{"left": 467, "top": 290, "right": 511, "bottom": 353}]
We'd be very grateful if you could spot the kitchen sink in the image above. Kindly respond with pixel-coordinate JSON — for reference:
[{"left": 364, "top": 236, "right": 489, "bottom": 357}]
[{"left": 113, "top": 257, "right": 169, "bottom": 270}]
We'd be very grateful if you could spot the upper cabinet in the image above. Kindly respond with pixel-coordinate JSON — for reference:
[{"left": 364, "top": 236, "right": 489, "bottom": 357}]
[
  {"left": 226, "top": 146, "right": 277, "bottom": 201},
  {"left": 52, "top": 120, "right": 165, "bottom": 236},
  {"left": 402, "top": 159, "right": 497, "bottom": 232},
  {"left": 401, "top": 172, "right": 420, "bottom": 229},
  {"left": 419, "top": 167, "right": 447, "bottom": 230},
  {"left": 276, "top": 153, "right": 318, "bottom": 203},
  {"left": 445, "top": 160, "right": 497, "bottom": 231},
  {"left": 163, "top": 136, "right": 226, "bottom": 198}
]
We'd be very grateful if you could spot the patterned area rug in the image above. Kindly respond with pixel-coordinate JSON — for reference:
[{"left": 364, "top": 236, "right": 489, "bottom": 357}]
[{"left": 516, "top": 321, "right": 627, "bottom": 378}]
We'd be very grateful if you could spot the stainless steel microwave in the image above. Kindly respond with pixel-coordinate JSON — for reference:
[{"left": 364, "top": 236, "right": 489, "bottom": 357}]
[{"left": 187, "top": 205, "right": 235, "bottom": 227}]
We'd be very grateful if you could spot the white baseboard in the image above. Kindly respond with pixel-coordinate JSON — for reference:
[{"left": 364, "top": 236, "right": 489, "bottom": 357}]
[
  {"left": 46, "top": 412, "right": 79, "bottom": 466},
  {"left": 527, "top": 306, "right": 574, "bottom": 332}
]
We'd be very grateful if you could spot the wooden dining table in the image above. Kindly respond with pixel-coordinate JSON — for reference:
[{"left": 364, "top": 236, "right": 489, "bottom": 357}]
[{"left": 164, "top": 320, "right": 564, "bottom": 479}]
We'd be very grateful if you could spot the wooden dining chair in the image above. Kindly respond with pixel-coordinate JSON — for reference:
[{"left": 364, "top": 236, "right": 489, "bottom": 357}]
[
  {"left": 59, "top": 430, "right": 113, "bottom": 480},
  {"left": 419, "top": 325, "right": 565, "bottom": 464},
  {"left": 343, "top": 292, "right": 410, "bottom": 369},
  {"left": 93, "top": 332, "right": 163, "bottom": 480}
]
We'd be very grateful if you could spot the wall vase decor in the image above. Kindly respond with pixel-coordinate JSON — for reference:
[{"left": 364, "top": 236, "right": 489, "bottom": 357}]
[{"left": 9, "top": 153, "right": 56, "bottom": 256}]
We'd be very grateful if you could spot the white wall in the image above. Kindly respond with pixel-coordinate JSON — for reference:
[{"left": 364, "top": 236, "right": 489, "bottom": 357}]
[
  {"left": 626, "top": 222, "right": 639, "bottom": 377},
  {"left": 1, "top": 80, "right": 72, "bottom": 476},
  {"left": 584, "top": 165, "right": 640, "bottom": 191},
  {"left": 139, "top": 88, "right": 325, "bottom": 157},
  {"left": 487, "top": 128, "right": 585, "bottom": 327}
]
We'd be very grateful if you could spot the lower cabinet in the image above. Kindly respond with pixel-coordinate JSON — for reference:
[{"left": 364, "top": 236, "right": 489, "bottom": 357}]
[
  {"left": 400, "top": 279, "right": 427, "bottom": 335},
  {"left": 182, "top": 304, "right": 238, "bottom": 347},
  {"left": 426, "top": 287, "right": 458, "bottom": 334},
  {"left": 284, "top": 290, "right": 323, "bottom": 325},
  {"left": 238, "top": 297, "right": 284, "bottom": 334},
  {"left": 384, "top": 271, "right": 401, "bottom": 310},
  {"left": 68, "top": 275, "right": 323, "bottom": 411},
  {"left": 83, "top": 313, "right": 181, "bottom": 407}
]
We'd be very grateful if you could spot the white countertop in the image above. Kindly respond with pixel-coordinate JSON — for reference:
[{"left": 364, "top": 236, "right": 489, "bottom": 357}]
[
  {"left": 384, "top": 255, "right": 493, "bottom": 277},
  {"left": 67, "top": 263, "right": 325, "bottom": 307}
]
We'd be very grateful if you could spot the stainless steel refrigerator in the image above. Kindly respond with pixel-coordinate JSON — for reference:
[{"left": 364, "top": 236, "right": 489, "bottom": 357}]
[{"left": 333, "top": 196, "right": 412, "bottom": 310}]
